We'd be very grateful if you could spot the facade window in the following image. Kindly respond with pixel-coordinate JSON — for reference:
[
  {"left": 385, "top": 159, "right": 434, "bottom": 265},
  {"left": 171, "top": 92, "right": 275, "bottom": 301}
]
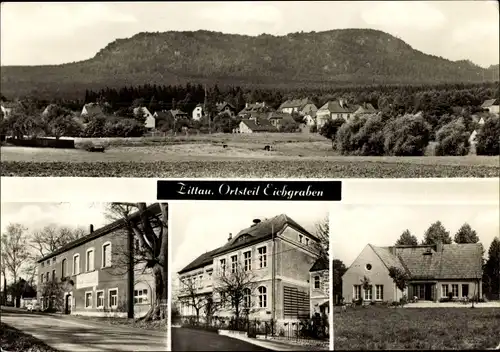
[
  {"left": 452, "top": 284, "right": 459, "bottom": 297},
  {"left": 52, "top": 258, "right": 56, "bottom": 264},
  {"left": 365, "top": 264, "right": 372, "bottom": 271},
  {"left": 244, "top": 251, "right": 252, "bottom": 271},
  {"left": 198, "top": 275, "right": 203, "bottom": 288},
  {"left": 108, "top": 289, "right": 118, "bottom": 308},
  {"left": 52, "top": 270, "right": 56, "bottom": 281},
  {"left": 442, "top": 284, "right": 449, "bottom": 297},
  {"left": 462, "top": 284, "right": 469, "bottom": 298},
  {"left": 45, "top": 272, "right": 49, "bottom": 282},
  {"left": 96, "top": 291, "right": 104, "bottom": 308},
  {"left": 243, "top": 288, "right": 251, "bottom": 308},
  {"left": 305, "top": 238, "right": 309, "bottom": 246},
  {"left": 86, "top": 249, "right": 95, "bottom": 272},
  {"left": 298, "top": 234, "right": 303, "bottom": 243},
  {"left": 41, "top": 262, "right": 45, "bottom": 268},
  {"left": 40, "top": 274, "right": 44, "bottom": 284},
  {"left": 353, "top": 285, "right": 361, "bottom": 301},
  {"left": 314, "top": 276, "right": 320, "bottom": 289},
  {"left": 85, "top": 292, "right": 92, "bottom": 308},
  {"left": 102, "top": 242, "right": 112, "bottom": 268},
  {"left": 220, "top": 259, "right": 226, "bottom": 274},
  {"left": 258, "top": 286, "right": 267, "bottom": 308},
  {"left": 364, "top": 285, "right": 373, "bottom": 300},
  {"left": 134, "top": 289, "right": 149, "bottom": 304},
  {"left": 258, "top": 246, "right": 267, "bottom": 268},
  {"left": 73, "top": 254, "right": 80, "bottom": 275},
  {"left": 231, "top": 255, "right": 238, "bottom": 273},
  {"left": 376, "top": 285, "right": 384, "bottom": 301},
  {"left": 61, "top": 259, "right": 67, "bottom": 278}
]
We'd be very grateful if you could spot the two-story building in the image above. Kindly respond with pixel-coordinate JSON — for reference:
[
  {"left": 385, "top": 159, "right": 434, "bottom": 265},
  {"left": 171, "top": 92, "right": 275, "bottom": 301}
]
[
  {"left": 316, "top": 99, "right": 357, "bottom": 129},
  {"left": 192, "top": 104, "right": 204, "bottom": 121},
  {"left": 309, "top": 258, "right": 329, "bottom": 317},
  {"left": 177, "top": 214, "right": 326, "bottom": 323},
  {"left": 278, "top": 98, "right": 317, "bottom": 116},
  {"left": 36, "top": 204, "right": 160, "bottom": 318}
]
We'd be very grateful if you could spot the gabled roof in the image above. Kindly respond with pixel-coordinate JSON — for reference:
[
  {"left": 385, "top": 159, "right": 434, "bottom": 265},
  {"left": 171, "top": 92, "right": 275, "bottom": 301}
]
[
  {"left": 279, "top": 98, "right": 313, "bottom": 110},
  {"left": 133, "top": 106, "right": 153, "bottom": 116},
  {"left": 216, "top": 102, "right": 236, "bottom": 112},
  {"left": 82, "top": 103, "right": 103, "bottom": 115},
  {"left": 310, "top": 257, "right": 328, "bottom": 272},
  {"left": 319, "top": 100, "right": 356, "bottom": 114},
  {"left": 268, "top": 112, "right": 295, "bottom": 122},
  {"left": 178, "top": 214, "right": 317, "bottom": 274},
  {"left": 154, "top": 111, "right": 170, "bottom": 119},
  {"left": 240, "top": 118, "right": 278, "bottom": 132},
  {"left": 370, "top": 243, "right": 483, "bottom": 280},
  {"left": 481, "top": 99, "right": 499, "bottom": 108},
  {"left": 355, "top": 103, "right": 377, "bottom": 114},
  {"left": 37, "top": 203, "right": 161, "bottom": 263},
  {"left": 170, "top": 109, "right": 188, "bottom": 118}
]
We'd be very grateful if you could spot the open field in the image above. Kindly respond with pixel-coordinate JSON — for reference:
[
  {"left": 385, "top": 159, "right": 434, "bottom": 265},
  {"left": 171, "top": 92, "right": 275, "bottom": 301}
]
[
  {"left": 333, "top": 306, "right": 500, "bottom": 350},
  {"left": 1, "top": 134, "right": 498, "bottom": 177}
]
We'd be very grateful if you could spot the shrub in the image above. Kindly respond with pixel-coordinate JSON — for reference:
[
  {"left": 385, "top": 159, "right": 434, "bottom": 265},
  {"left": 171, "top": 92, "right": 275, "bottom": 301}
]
[
  {"left": 384, "top": 114, "right": 432, "bottom": 156},
  {"left": 476, "top": 115, "right": 500, "bottom": 156},
  {"left": 319, "top": 118, "right": 345, "bottom": 149},
  {"left": 309, "top": 124, "right": 317, "bottom": 133},
  {"left": 435, "top": 120, "right": 470, "bottom": 156},
  {"left": 336, "top": 117, "right": 366, "bottom": 155},
  {"left": 356, "top": 114, "right": 386, "bottom": 156}
]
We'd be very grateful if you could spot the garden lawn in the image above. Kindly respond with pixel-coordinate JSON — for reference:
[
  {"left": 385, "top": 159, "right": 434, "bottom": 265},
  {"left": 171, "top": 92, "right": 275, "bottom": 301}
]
[
  {"left": 1, "top": 322, "right": 58, "bottom": 352},
  {"left": 333, "top": 306, "right": 500, "bottom": 350}
]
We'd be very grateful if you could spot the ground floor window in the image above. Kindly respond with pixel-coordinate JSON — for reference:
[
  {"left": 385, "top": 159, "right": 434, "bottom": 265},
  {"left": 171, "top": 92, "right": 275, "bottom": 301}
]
[
  {"left": 96, "top": 291, "right": 104, "bottom": 308},
  {"left": 451, "top": 284, "right": 459, "bottom": 297},
  {"left": 375, "top": 285, "right": 383, "bottom": 300},
  {"left": 134, "top": 288, "right": 148, "bottom": 304},
  {"left": 462, "top": 284, "right": 469, "bottom": 297},
  {"left": 258, "top": 286, "right": 267, "bottom": 308},
  {"left": 85, "top": 292, "right": 92, "bottom": 308},
  {"left": 108, "top": 289, "right": 118, "bottom": 308},
  {"left": 441, "top": 284, "right": 449, "bottom": 297},
  {"left": 353, "top": 285, "right": 361, "bottom": 301},
  {"left": 364, "top": 285, "right": 372, "bottom": 300}
]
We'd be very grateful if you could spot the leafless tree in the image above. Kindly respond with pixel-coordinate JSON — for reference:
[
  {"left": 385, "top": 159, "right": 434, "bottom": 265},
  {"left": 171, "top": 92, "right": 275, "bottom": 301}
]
[
  {"left": 106, "top": 202, "right": 168, "bottom": 321},
  {"left": 214, "top": 261, "right": 258, "bottom": 321},
  {"left": 313, "top": 215, "right": 330, "bottom": 262},
  {"left": 30, "top": 224, "right": 87, "bottom": 258},
  {"left": 177, "top": 275, "right": 217, "bottom": 324},
  {"left": 1, "top": 223, "right": 30, "bottom": 284}
]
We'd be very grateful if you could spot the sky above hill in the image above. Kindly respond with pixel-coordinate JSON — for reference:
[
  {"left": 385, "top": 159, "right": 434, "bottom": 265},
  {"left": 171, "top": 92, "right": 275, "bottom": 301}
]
[{"left": 1, "top": 1, "right": 498, "bottom": 67}]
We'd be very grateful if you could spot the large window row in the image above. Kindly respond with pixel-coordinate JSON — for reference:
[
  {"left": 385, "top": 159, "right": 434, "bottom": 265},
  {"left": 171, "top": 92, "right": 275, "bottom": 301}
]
[{"left": 85, "top": 288, "right": 118, "bottom": 309}]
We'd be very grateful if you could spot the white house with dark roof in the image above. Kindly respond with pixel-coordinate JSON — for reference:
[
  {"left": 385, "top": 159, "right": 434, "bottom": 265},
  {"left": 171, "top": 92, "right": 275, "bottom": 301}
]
[
  {"left": 310, "top": 258, "right": 329, "bottom": 317},
  {"left": 342, "top": 243, "right": 483, "bottom": 304},
  {"left": 278, "top": 98, "right": 317, "bottom": 116},
  {"left": 81, "top": 103, "right": 103, "bottom": 116},
  {"left": 316, "top": 99, "right": 357, "bottom": 129},
  {"left": 481, "top": 98, "right": 499, "bottom": 115},
  {"left": 177, "top": 215, "right": 324, "bottom": 323}
]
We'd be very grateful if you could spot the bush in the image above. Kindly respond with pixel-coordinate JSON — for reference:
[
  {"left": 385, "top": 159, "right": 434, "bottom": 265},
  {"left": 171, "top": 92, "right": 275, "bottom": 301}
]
[
  {"left": 356, "top": 114, "right": 386, "bottom": 156},
  {"left": 319, "top": 118, "right": 345, "bottom": 149},
  {"left": 336, "top": 117, "right": 366, "bottom": 155},
  {"left": 384, "top": 114, "right": 432, "bottom": 156},
  {"left": 309, "top": 124, "right": 318, "bottom": 133},
  {"left": 435, "top": 120, "right": 470, "bottom": 156},
  {"left": 476, "top": 115, "right": 500, "bottom": 156}
]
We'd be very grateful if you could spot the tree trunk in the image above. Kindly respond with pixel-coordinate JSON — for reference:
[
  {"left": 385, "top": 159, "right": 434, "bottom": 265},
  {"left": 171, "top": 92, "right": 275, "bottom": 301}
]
[{"left": 140, "top": 263, "right": 166, "bottom": 321}]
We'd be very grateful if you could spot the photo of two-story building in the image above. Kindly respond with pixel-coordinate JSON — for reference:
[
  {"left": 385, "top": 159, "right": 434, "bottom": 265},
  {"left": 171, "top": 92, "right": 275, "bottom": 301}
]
[{"left": 36, "top": 203, "right": 162, "bottom": 318}]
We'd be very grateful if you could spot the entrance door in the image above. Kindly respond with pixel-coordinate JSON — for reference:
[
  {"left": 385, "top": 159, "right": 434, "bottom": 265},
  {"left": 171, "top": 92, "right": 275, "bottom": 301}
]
[
  {"left": 462, "top": 284, "right": 469, "bottom": 298},
  {"left": 417, "top": 284, "right": 425, "bottom": 300},
  {"left": 424, "top": 284, "right": 433, "bottom": 301},
  {"left": 65, "top": 294, "right": 72, "bottom": 314}
]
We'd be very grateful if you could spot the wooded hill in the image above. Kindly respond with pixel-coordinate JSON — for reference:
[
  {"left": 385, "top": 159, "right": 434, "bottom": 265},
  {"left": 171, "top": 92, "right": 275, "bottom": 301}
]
[{"left": 1, "top": 29, "right": 498, "bottom": 100}]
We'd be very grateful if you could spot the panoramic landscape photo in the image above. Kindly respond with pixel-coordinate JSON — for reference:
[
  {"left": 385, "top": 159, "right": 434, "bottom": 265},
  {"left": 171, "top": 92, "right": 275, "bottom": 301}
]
[{"left": 1, "top": 1, "right": 499, "bottom": 177}]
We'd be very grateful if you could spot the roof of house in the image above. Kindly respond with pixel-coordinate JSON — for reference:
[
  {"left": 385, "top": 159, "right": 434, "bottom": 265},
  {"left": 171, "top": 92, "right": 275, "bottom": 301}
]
[
  {"left": 319, "top": 100, "right": 356, "bottom": 114},
  {"left": 133, "top": 106, "right": 153, "bottom": 116},
  {"left": 37, "top": 203, "right": 161, "bottom": 263},
  {"left": 216, "top": 102, "right": 236, "bottom": 112},
  {"left": 178, "top": 214, "right": 317, "bottom": 274},
  {"left": 154, "top": 111, "right": 170, "bottom": 119},
  {"left": 268, "top": 112, "right": 295, "bottom": 122},
  {"left": 82, "top": 103, "right": 103, "bottom": 115},
  {"left": 240, "top": 118, "right": 278, "bottom": 132},
  {"left": 279, "top": 98, "right": 313, "bottom": 110},
  {"left": 310, "top": 257, "right": 328, "bottom": 272},
  {"left": 370, "top": 243, "right": 483, "bottom": 280},
  {"left": 481, "top": 99, "right": 499, "bottom": 108},
  {"left": 355, "top": 103, "right": 377, "bottom": 114},
  {"left": 170, "top": 109, "right": 188, "bottom": 118}
]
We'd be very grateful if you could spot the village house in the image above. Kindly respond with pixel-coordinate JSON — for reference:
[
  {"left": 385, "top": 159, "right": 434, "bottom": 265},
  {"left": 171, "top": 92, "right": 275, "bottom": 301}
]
[
  {"left": 238, "top": 102, "right": 269, "bottom": 118},
  {"left": 1, "top": 101, "right": 17, "bottom": 118},
  {"left": 353, "top": 102, "right": 377, "bottom": 116},
  {"left": 192, "top": 104, "right": 204, "bottom": 121},
  {"left": 278, "top": 98, "right": 317, "bottom": 116},
  {"left": 36, "top": 204, "right": 160, "bottom": 318},
  {"left": 216, "top": 102, "right": 237, "bottom": 117},
  {"left": 237, "top": 118, "right": 278, "bottom": 133},
  {"left": 81, "top": 103, "right": 104, "bottom": 116},
  {"left": 133, "top": 107, "right": 155, "bottom": 129},
  {"left": 316, "top": 99, "right": 356, "bottom": 129},
  {"left": 267, "top": 112, "right": 297, "bottom": 131},
  {"left": 177, "top": 215, "right": 325, "bottom": 323},
  {"left": 481, "top": 98, "right": 499, "bottom": 115},
  {"left": 342, "top": 243, "right": 483, "bottom": 304},
  {"left": 309, "top": 258, "right": 329, "bottom": 317}
]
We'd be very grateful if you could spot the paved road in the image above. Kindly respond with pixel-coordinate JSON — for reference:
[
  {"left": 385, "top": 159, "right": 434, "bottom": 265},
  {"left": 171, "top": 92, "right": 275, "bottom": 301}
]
[
  {"left": 171, "top": 327, "right": 270, "bottom": 351},
  {"left": 1, "top": 307, "right": 167, "bottom": 351}
]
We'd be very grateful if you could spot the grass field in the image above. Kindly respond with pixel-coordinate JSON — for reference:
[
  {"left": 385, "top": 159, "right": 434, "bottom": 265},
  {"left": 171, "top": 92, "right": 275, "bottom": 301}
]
[
  {"left": 1, "top": 322, "right": 57, "bottom": 352},
  {"left": 333, "top": 306, "right": 500, "bottom": 350},
  {"left": 1, "top": 134, "right": 499, "bottom": 177}
]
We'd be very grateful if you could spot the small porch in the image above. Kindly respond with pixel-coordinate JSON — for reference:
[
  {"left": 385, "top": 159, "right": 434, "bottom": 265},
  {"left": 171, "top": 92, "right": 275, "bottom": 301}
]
[{"left": 407, "top": 282, "right": 438, "bottom": 302}]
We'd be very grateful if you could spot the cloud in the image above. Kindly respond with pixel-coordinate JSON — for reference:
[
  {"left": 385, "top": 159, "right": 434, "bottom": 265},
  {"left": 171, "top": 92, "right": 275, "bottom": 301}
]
[{"left": 362, "top": 2, "right": 446, "bottom": 30}]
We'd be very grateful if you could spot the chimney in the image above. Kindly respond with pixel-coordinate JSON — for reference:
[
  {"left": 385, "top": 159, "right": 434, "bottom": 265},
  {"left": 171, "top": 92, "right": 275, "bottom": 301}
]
[
  {"left": 228, "top": 233, "right": 232, "bottom": 242},
  {"left": 89, "top": 224, "right": 94, "bottom": 233}
]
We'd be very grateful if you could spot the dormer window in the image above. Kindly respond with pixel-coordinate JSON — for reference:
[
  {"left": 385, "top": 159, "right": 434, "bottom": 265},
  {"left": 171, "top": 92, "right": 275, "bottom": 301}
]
[{"left": 299, "top": 234, "right": 303, "bottom": 243}]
